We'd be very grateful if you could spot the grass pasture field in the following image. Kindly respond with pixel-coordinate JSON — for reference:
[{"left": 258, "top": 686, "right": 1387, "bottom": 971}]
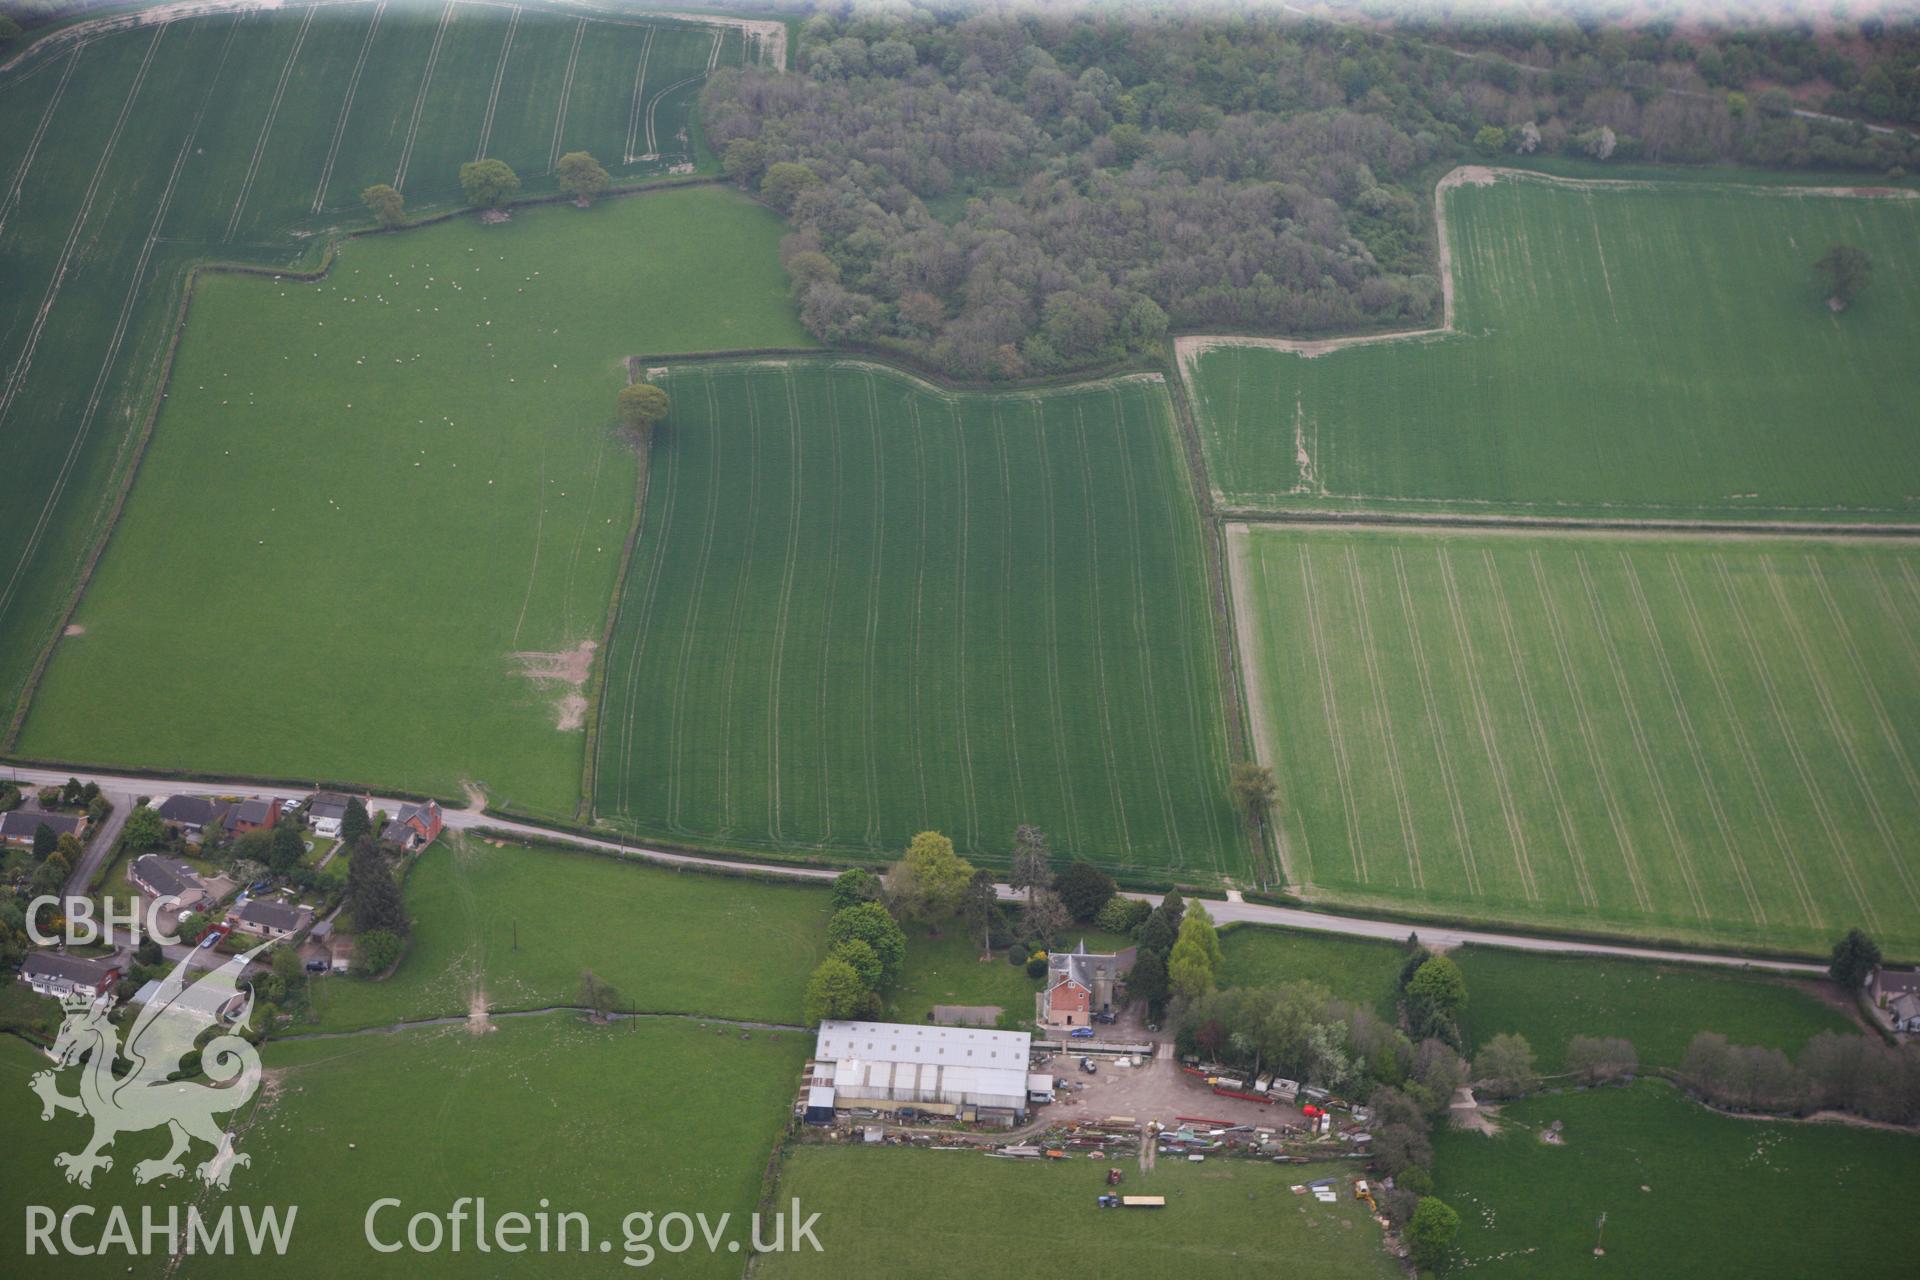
[
  {"left": 1434, "top": 1081, "right": 1920, "bottom": 1279},
  {"left": 0, "top": 1, "right": 766, "bottom": 734},
  {"left": 593, "top": 359, "right": 1243, "bottom": 878},
  {"left": 1184, "top": 171, "right": 1920, "bottom": 522},
  {"left": 19, "top": 186, "right": 809, "bottom": 816},
  {"left": 760, "top": 1145, "right": 1399, "bottom": 1280},
  {"left": 308, "top": 834, "right": 829, "bottom": 1032},
  {"left": 1453, "top": 946, "right": 1858, "bottom": 1073},
  {"left": 0, "top": 1017, "right": 808, "bottom": 1279},
  {"left": 1231, "top": 525, "right": 1920, "bottom": 956}
]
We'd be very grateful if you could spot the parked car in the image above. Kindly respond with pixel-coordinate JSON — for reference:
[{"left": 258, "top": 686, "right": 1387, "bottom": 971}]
[
  {"left": 1094, "top": 1011, "right": 1117, "bottom": 1024},
  {"left": 1080, "top": 1057, "right": 1098, "bottom": 1074},
  {"left": 304, "top": 959, "right": 328, "bottom": 973},
  {"left": 1069, "top": 1026, "right": 1095, "bottom": 1039},
  {"left": 248, "top": 879, "right": 273, "bottom": 894}
]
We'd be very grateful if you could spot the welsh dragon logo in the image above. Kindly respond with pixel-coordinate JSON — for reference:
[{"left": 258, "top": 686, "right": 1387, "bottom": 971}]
[{"left": 30, "top": 943, "right": 267, "bottom": 1189}]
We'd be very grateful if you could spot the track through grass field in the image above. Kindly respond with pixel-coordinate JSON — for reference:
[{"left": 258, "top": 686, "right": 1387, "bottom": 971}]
[
  {"left": 1231, "top": 524, "right": 1920, "bottom": 955},
  {"left": 18, "top": 187, "right": 810, "bottom": 816},
  {"left": 0, "top": 1, "right": 768, "bottom": 731},
  {"left": 595, "top": 359, "right": 1244, "bottom": 878},
  {"left": 1184, "top": 170, "right": 1920, "bottom": 522}
]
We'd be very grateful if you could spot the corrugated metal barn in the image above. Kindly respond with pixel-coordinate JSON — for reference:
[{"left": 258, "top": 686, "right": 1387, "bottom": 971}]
[{"left": 812, "top": 1021, "right": 1034, "bottom": 1121}]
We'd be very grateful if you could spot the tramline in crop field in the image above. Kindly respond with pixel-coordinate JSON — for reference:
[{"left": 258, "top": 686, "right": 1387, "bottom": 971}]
[
  {"left": 1184, "top": 171, "right": 1920, "bottom": 523},
  {"left": 595, "top": 359, "right": 1245, "bottom": 878},
  {"left": 0, "top": 1, "right": 765, "bottom": 733},
  {"left": 1230, "top": 524, "right": 1920, "bottom": 955}
]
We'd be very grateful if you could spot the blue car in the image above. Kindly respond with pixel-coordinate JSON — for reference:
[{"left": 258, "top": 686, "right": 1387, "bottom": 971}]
[{"left": 1069, "top": 1026, "right": 1096, "bottom": 1039}]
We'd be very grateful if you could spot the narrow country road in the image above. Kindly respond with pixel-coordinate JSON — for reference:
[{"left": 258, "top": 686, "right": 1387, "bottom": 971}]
[
  {"left": 4, "top": 764, "right": 1823, "bottom": 976},
  {"left": 62, "top": 786, "right": 127, "bottom": 899}
]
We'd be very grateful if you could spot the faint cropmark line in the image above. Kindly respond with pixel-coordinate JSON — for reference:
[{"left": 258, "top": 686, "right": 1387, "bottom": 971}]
[{"left": 30, "top": 944, "right": 268, "bottom": 1189}]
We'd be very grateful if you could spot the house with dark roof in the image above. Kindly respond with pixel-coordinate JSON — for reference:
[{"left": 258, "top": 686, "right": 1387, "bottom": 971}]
[
  {"left": 152, "top": 795, "right": 231, "bottom": 841},
  {"left": 1871, "top": 966, "right": 1920, "bottom": 1006},
  {"left": 227, "top": 797, "right": 282, "bottom": 836},
  {"left": 232, "top": 898, "right": 313, "bottom": 941},
  {"left": 381, "top": 801, "right": 444, "bottom": 852},
  {"left": 306, "top": 792, "right": 357, "bottom": 839},
  {"left": 0, "top": 809, "right": 84, "bottom": 847},
  {"left": 129, "top": 853, "right": 212, "bottom": 912},
  {"left": 1045, "top": 939, "right": 1122, "bottom": 1026},
  {"left": 20, "top": 951, "right": 119, "bottom": 1001}
]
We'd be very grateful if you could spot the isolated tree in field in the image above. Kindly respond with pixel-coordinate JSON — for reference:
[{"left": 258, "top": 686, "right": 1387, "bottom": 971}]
[
  {"left": 1405, "top": 1196, "right": 1461, "bottom": 1271},
  {"left": 1473, "top": 1032, "right": 1538, "bottom": 1098},
  {"left": 886, "top": 831, "right": 974, "bottom": 926},
  {"left": 826, "top": 901, "right": 906, "bottom": 986},
  {"left": 579, "top": 969, "right": 621, "bottom": 1020},
  {"left": 341, "top": 796, "right": 372, "bottom": 846},
  {"left": 361, "top": 183, "right": 405, "bottom": 228},
  {"left": 1828, "top": 927, "right": 1882, "bottom": 988},
  {"left": 829, "top": 867, "right": 881, "bottom": 912},
  {"left": 1023, "top": 887, "right": 1071, "bottom": 949},
  {"left": 123, "top": 804, "right": 165, "bottom": 851},
  {"left": 459, "top": 158, "right": 520, "bottom": 210},
  {"left": 556, "top": 151, "right": 611, "bottom": 205},
  {"left": 1053, "top": 860, "right": 1116, "bottom": 922},
  {"left": 616, "top": 382, "right": 670, "bottom": 445},
  {"left": 1229, "top": 761, "right": 1278, "bottom": 834},
  {"left": 1814, "top": 244, "right": 1872, "bottom": 310},
  {"left": 1009, "top": 824, "right": 1052, "bottom": 899}
]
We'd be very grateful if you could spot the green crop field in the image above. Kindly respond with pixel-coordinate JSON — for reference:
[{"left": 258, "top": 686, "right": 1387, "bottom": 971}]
[
  {"left": 1434, "top": 1081, "right": 1920, "bottom": 1279},
  {"left": 0, "top": 1, "right": 768, "bottom": 733},
  {"left": 1231, "top": 525, "right": 1920, "bottom": 955},
  {"left": 18, "top": 186, "right": 809, "bottom": 815},
  {"left": 308, "top": 834, "right": 830, "bottom": 1032},
  {"left": 761, "top": 1146, "right": 1399, "bottom": 1280},
  {"left": 0, "top": 1017, "right": 807, "bottom": 1278},
  {"left": 1184, "top": 171, "right": 1920, "bottom": 522},
  {"left": 1454, "top": 946, "right": 1858, "bottom": 1073},
  {"left": 595, "top": 359, "right": 1243, "bottom": 877}
]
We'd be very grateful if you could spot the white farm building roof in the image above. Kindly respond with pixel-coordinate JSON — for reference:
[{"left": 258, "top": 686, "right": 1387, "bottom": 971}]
[{"left": 815, "top": 1020, "right": 1033, "bottom": 1115}]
